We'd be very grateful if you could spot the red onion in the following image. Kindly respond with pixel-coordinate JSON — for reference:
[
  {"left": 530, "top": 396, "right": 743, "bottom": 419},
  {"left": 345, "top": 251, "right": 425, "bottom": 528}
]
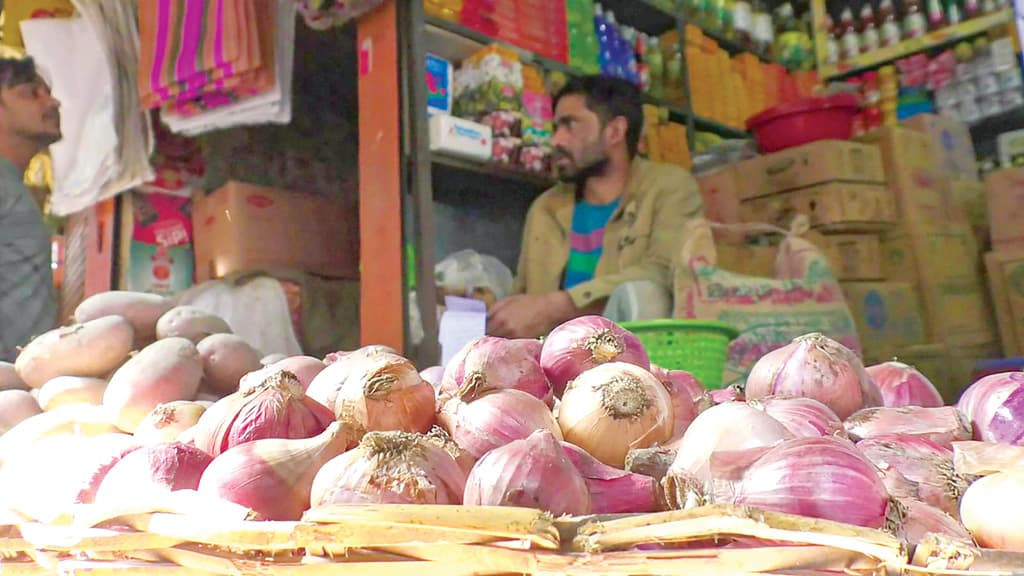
[
  {"left": 437, "top": 389, "right": 562, "bottom": 461},
  {"left": 557, "top": 363, "right": 673, "bottom": 467},
  {"left": 867, "top": 361, "right": 944, "bottom": 408},
  {"left": 749, "top": 396, "right": 845, "bottom": 439},
  {"left": 893, "top": 499, "right": 972, "bottom": 545},
  {"left": 419, "top": 366, "right": 444, "bottom": 395},
  {"left": 664, "top": 402, "right": 793, "bottom": 508},
  {"left": 561, "top": 442, "right": 662, "bottom": 513},
  {"left": 844, "top": 406, "right": 972, "bottom": 446},
  {"left": 957, "top": 372, "right": 1024, "bottom": 445},
  {"left": 440, "top": 337, "right": 552, "bottom": 405},
  {"left": 310, "top": 431, "right": 467, "bottom": 506},
  {"left": 649, "top": 366, "right": 701, "bottom": 441},
  {"left": 745, "top": 333, "right": 883, "bottom": 419},
  {"left": 726, "top": 436, "right": 892, "bottom": 528},
  {"left": 95, "top": 442, "right": 213, "bottom": 505},
  {"left": 540, "top": 316, "right": 650, "bottom": 397},
  {"left": 192, "top": 371, "right": 335, "bottom": 457},
  {"left": 464, "top": 429, "right": 590, "bottom": 515},
  {"left": 856, "top": 434, "right": 965, "bottom": 517}
]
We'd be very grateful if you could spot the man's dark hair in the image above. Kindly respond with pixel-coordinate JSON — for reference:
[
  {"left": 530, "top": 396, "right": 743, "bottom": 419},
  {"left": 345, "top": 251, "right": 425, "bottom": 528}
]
[
  {"left": 0, "top": 58, "right": 38, "bottom": 90},
  {"left": 553, "top": 75, "right": 644, "bottom": 158}
]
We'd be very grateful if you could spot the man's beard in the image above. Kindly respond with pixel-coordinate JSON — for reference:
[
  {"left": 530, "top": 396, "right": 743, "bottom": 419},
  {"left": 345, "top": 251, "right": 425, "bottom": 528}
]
[{"left": 555, "top": 153, "right": 610, "bottom": 185}]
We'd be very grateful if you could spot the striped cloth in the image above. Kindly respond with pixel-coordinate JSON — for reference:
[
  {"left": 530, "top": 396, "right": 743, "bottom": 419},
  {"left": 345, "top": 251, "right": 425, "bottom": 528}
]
[
  {"left": 0, "top": 158, "right": 55, "bottom": 362},
  {"left": 563, "top": 199, "right": 620, "bottom": 290}
]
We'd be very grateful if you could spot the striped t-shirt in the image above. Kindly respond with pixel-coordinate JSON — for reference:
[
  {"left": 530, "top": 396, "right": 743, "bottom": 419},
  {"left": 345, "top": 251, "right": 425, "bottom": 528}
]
[{"left": 563, "top": 199, "right": 620, "bottom": 290}]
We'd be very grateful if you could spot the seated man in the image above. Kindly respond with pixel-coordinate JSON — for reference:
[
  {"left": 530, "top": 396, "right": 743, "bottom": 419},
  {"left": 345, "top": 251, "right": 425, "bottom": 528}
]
[{"left": 488, "top": 75, "right": 704, "bottom": 339}]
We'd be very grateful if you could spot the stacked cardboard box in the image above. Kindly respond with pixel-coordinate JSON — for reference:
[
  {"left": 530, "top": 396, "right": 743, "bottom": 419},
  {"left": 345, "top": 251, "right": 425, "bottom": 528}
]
[
  {"left": 857, "top": 121, "right": 999, "bottom": 400},
  {"left": 983, "top": 167, "right": 1024, "bottom": 358}
]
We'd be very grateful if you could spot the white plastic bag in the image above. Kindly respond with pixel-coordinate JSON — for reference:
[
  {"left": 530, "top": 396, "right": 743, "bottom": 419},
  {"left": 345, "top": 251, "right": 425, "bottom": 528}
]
[{"left": 435, "top": 250, "right": 514, "bottom": 302}]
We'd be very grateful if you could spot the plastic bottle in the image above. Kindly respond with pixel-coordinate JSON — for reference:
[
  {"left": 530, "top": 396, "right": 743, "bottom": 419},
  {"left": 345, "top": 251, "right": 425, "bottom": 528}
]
[
  {"left": 926, "top": 0, "right": 946, "bottom": 30},
  {"left": 878, "top": 0, "right": 901, "bottom": 47},
  {"left": 647, "top": 36, "right": 665, "bottom": 98},
  {"left": 424, "top": 0, "right": 463, "bottom": 21},
  {"left": 752, "top": 0, "right": 774, "bottom": 55},
  {"left": 718, "top": 0, "right": 737, "bottom": 39},
  {"left": 902, "top": 0, "right": 928, "bottom": 37},
  {"left": 945, "top": 0, "right": 963, "bottom": 24},
  {"left": 839, "top": 6, "right": 861, "bottom": 60},
  {"left": 666, "top": 44, "right": 684, "bottom": 104},
  {"left": 859, "top": 2, "right": 880, "bottom": 53},
  {"left": 734, "top": 0, "right": 755, "bottom": 48},
  {"left": 963, "top": 0, "right": 980, "bottom": 17},
  {"left": 825, "top": 13, "right": 841, "bottom": 64},
  {"left": 595, "top": 4, "right": 614, "bottom": 75}
]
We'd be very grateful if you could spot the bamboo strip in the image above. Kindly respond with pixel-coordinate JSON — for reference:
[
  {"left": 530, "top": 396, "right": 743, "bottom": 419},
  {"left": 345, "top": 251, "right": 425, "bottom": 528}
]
[
  {"left": 294, "top": 521, "right": 541, "bottom": 549},
  {"left": 53, "top": 559, "right": 213, "bottom": 575},
  {"left": 121, "top": 513, "right": 299, "bottom": 551},
  {"left": 69, "top": 490, "right": 255, "bottom": 529},
  {"left": 380, "top": 542, "right": 568, "bottom": 574},
  {"left": 0, "top": 563, "right": 50, "bottom": 576},
  {"left": 17, "top": 522, "right": 183, "bottom": 552}
]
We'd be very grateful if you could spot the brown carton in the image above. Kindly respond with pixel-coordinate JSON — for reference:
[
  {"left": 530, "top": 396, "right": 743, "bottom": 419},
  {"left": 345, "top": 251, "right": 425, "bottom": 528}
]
[
  {"left": 696, "top": 166, "right": 745, "bottom": 244},
  {"left": 736, "top": 140, "right": 886, "bottom": 200},
  {"left": 841, "top": 282, "right": 928, "bottom": 362},
  {"left": 881, "top": 226, "right": 996, "bottom": 345},
  {"left": 949, "top": 180, "right": 989, "bottom": 248},
  {"left": 819, "top": 234, "right": 884, "bottom": 280},
  {"left": 192, "top": 181, "right": 359, "bottom": 282},
  {"left": 855, "top": 126, "right": 953, "bottom": 230},
  {"left": 983, "top": 168, "right": 1024, "bottom": 252},
  {"left": 740, "top": 182, "right": 896, "bottom": 233},
  {"left": 984, "top": 250, "right": 1024, "bottom": 357},
  {"left": 902, "top": 114, "right": 980, "bottom": 183}
]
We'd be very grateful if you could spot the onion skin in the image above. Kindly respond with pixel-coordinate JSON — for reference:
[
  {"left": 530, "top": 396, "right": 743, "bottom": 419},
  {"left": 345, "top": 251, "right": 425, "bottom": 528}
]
[
  {"left": 625, "top": 446, "right": 677, "bottom": 484},
  {"left": 867, "top": 362, "right": 944, "bottom": 408},
  {"left": 745, "top": 333, "right": 883, "bottom": 420},
  {"left": 952, "top": 440, "right": 1024, "bottom": 476},
  {"left": 856, "top": 434, "right": 966, "bottom": 517},
  {"left": 541, "top": 316, "right": 650, "bottom": 397},
  {"left": 198, "top": 421, "right": 357, "bottom": 521},
  {"left": 134, "top": 401, "right": 207, "bottom": 445},
  {"left": 438, "top": 389, "right": 562, "bottom": 461},
  {"left": 310, "top": 431, "right": 467, "bottom": 506},
  {"left": 749, "top": 396, "right": 845, "bottom": 439},
  {"left": 957, "top": 372, "right": 1024, "bottom": 445},
  {"left": 728, "top": 436, "right": 891, "bottom": 529},
  {"left": 561, "top": 442, "right": 662, "bottom": 513},
  {"left": 893, "top": 499, "right": 973, "bottom": 545},
  {"left": 95, "top": 442, "right": 213, "bottom": 504},
  {"left": 960, "top": 471, "right": 1024, "bottom": 550},
  {"left": 241, "top": 356, "right": 326, "bottom": 393},
  {"left": 420, "top": 366, "right": 444, "bottom": 395},
  {"left": 192, "top": 371, "right": 335, "bottom": 457},
  {"left": 464, "top": 429, "right": 590, "bottom": 516},
  {"left": 648, "top": 367, "right": 700, "bottom": 442},
  {"left": 844, "top": 406, "right": 972, "bottom": 446},
  {"left": 558, "top": 363, "right": 673, "bottom": 468},
  {"left": 440, "top": 337, "right": 552, "bottom": 406}
]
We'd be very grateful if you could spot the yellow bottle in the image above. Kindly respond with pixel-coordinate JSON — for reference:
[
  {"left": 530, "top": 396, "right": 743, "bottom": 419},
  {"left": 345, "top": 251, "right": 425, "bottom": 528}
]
[{"left": 424, "top": 0, "right": 463, "bottom": 21}]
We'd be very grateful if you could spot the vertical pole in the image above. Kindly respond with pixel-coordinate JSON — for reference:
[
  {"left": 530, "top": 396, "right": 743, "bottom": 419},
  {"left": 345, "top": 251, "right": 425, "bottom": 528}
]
[
  {"left": 357, "top": 0, "right": 406, "bottom": 352},
  {"left": 84, "top": 198, "right": 116, "bottom": 298},
  {"left": 675, "top": 0, "right": 698, "bottom": 152},
  {"left": 401, "top": 0, "right": 441, "bottom": 366}
]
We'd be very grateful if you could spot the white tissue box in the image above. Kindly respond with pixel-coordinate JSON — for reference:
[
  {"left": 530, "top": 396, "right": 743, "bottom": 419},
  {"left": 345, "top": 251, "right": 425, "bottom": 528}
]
[{"left": 429, "top": 115, "right": 492, "bottom": 162}]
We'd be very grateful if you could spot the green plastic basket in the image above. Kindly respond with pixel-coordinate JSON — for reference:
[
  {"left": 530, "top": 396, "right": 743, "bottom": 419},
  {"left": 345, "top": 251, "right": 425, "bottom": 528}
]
[{"left": 620, "top": 319, "right": 739, "bottom": 390}]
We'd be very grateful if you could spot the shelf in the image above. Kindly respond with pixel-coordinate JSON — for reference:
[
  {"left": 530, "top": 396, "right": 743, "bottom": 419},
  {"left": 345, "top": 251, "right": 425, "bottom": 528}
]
[
  {"left": 424, "top": 16, "right": 749, "bottom": 139},
  {"left": 820, "top": 8, "right": 1014, "bottom": 79},
  {"left": 970, "top": 105, "right": 1024, "bottom": 144},
  {"left": 431, "top": 152, "right": 556, "bottom": 189}
]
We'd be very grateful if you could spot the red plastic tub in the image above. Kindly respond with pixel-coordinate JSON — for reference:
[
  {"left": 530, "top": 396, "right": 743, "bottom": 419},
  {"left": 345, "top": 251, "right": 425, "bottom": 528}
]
[{"left": 746, "top": 94, "right": 860, "bottom": 153}]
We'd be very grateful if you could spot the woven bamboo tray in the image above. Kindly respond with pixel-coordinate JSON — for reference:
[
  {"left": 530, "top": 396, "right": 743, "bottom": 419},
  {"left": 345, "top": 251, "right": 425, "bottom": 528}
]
[{"left": 0, "top": 491, "right": 1021, "bottom": 576}]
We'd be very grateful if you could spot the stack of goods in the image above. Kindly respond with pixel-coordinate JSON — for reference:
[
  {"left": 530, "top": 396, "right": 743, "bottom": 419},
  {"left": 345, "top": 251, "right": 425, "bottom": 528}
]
[
  {"left": 982, "top": 168, "right": 1024, "bottom": 358},
  {"left": 137, "top": 0, "right": 295, "bottom": 136},
  {"left": 458, "top": 0, "right": 568, "bottom": 63},
  {"left": 685, "top": 0, "right": 816, "bottom": 70},
  {"left": 565, "top": 0, "right": 601, "bottom": 74},
  {"left": 6, "top": 301, "right": 1024, "bottom": 571},
  {"left": 641, "top": 105, "right": 692, "bottom": 169}
]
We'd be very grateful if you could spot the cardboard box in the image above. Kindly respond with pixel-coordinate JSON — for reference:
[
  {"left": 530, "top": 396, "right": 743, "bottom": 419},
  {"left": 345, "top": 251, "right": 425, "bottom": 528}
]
[
  {"left": 118, "top": 191, "right": 194, "bottom": 296},
  {"left": 192, "top": 181, "right": 358, "bottom": 282},
  {"left": 820, "top": 234, "right": 884, "bottom": 280},
  {"left": 736, "top": 140, "right": 886, "bottom": 200},
  {"left": 855, "top": 126, "right": 953, "bottom": 230},
  {"left": 881, "top": 226, "right": 996, "bottom": 345},
  {"left": 696, "top": 166, "right": 744, "bottom": 243},
  {"left": 841, "top": 282, "right": 927, "bottom": 362},
  {"left": 903, "top": 114, "right": 980, "bottom": 184},
  {"left": 949, "top": 180, "right": 989, "bottom": 248},
  {"left": 984, "top": 250, "right": 1024, "bottom": 357},
  {"left": 984, "top": 168, "right": 1024, "bottom": 252},
  {"left": 740, "top": 183, "right": 896, "bottom": 233}
]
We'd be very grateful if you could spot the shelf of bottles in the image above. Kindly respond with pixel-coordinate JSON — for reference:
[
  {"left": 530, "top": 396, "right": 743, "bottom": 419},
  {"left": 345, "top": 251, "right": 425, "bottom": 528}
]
[{"left": 815, "top": 0, "right": 1014, "bottom": 79}]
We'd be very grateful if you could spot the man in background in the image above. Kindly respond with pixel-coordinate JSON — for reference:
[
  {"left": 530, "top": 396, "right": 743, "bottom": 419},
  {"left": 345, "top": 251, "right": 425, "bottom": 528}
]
[
  {"left": 488, "top": 75, "right": 703, "bottom": 338},
  {"left": 0, "top": 58, "right": 61, "bottom": 361}
]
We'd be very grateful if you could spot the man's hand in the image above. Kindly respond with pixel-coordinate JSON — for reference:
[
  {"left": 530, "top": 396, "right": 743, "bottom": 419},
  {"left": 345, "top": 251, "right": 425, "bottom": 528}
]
[{"left": 487, "top": 291, "right": 576, "bottom": 339}]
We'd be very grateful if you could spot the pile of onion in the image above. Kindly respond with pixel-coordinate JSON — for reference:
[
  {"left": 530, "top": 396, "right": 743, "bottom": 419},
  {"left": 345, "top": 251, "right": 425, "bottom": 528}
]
[
  {"left": 306, "top": 348, "right": 435, "bottom": 437},
  {"left": 94, "top": 442, "right": 213, "bottom": 505},
  {"left": 648, "top": 366, "right": 701, "bottom": 441},
  {"left": 557, "top": 362, "right": 673, "bottom": 468},
  {"left": 744, "top": 333, "right": 882, "bottom": 419},
  {"left": 561, "top": 441, "right": 662, "bottom": 513},
  {"left": 893, "top": 499, "right": 973, "bottom": 545},
  {"left": 957, "top": 372, "right": 1024, "bottom": 445},
  {"left": 540, "top": 316, "right": 650, "bottom": 397},
  {"left": 311, "top": 431, "right": 466, "bottom": 506},
  {"left": 192, "top": 371, "right": 334, "bottom": 457},
  {"left": 844, "top": 406, "right": 972, "bottom": 445},
  {"left": 464, "top": 429, "right": 590, "bottom": 516},
  {"left": 748, "top": 396, "right": 845, "bottom": 438},
  {"left": 867, "top": 361, "right": 944, "bottom": 408},
  {"left": 438, "top": 389, "right": 561, "bottom": 461},
  {"left": 856, "top": 434, "right": 965, "bottom": 517},
  {"left": 439, "top": 337, "right": 551, "bottom": 405}
]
